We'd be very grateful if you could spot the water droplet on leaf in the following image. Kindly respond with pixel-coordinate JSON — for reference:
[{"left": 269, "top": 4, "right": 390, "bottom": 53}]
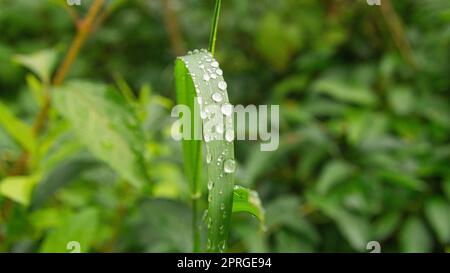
[
  {"left": 212, "top": 92, "right": 223, "bottom": 102},
  {"left": 224, "top": 159, "right": 236, "bottom": 173},
  {"left": 218, "top": 81, "right": 227, "bottom": 90}
]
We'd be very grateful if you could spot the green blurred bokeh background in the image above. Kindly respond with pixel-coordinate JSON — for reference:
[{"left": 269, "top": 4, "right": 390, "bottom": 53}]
[{"left": 0, "top": 0, "right": 449, "bottom": 252}]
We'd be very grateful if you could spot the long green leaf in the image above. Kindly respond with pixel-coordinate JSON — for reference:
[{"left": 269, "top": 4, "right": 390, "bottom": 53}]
[
  {"left": 53, "top": 80, "right": 150, "bottom": 189},
  {"left": 175, "top": 50, "right": 236, "bottom": 252}
]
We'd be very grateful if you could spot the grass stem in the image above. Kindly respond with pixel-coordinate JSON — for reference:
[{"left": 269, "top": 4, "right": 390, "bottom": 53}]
[{"left": 208, "top": 0, "right": 222, "bottom": 56}]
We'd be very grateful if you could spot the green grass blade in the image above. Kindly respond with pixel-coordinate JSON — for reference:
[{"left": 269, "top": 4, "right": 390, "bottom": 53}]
[
  {"left": 175, "top": 49, "right": 235, "bottom": 252},
  {"left": 208, "top": 0, "right": 222, "bottom": 56},
  {"left": 174, "top": 55, "right": 203, "bottom": 252}
]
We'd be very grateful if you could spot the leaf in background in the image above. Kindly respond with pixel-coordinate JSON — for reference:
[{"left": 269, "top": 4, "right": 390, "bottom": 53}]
[
  {"left": 39, "top": 208, "right": 99, "bottom": 253},
  {"left": 373, "top": 211, "right": 401, "bottom": 241},
  {"left": 255, "top": 12, "right": 302, "bottom": 71},
  {"left": 312, "top": 79, "right": 377, "bottom": 106},
  {"left": 0, "top": 101, "right": 36, "bottom": 152},
  {"left": 307, "top": 192, "right": 369, "bottom": 251},
  {"left": 316, "top": 160, "right": 354, "bottom": 194},
  {"left": 0, "top": 174, "right": 41, "bottom": 206},
  {"left": 14, "top": 48, "right": 57, "bottom": 83},
  {"left": 424, "top": 197, "right": 450, "bottom": 243},
  {"left": 26, "top": 73, "right": 45, "bottom": 107},
  {"left": 275, "top": 229, "right": 314, "bottom": 253},
  {"left": 31, "top": 154, "right": 101, "bottom": 208},
  {"left": 379, "top": 170, "right": 426, "bottom": 192},
  {"left": 399, "top": 217, "right": 433, "bottom": 253},
  {"left": 232, "top": 185, "right": 265, "bottom": 227},
  {"left": 126, "top": 199, "right": 192, "bottom": 252},
  {"left": 387, "top": 86, "right": 415, "bottom": 115},
  {"left": 265, "top": 195, "right": 319, "bottom": 245},
  {"left": 52, "top": 81, "right": 150, "bottom": 189},
  {"left": 152, "top": 162, "right": 186, "bottom": 199}
]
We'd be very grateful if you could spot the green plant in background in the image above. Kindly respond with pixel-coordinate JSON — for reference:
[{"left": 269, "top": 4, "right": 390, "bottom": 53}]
[
  {"left": 174, "top": 0, "right": 264, "bottom": 252},
  {"left": 0, "top": 0, "right": 449, "bottom": 253}
]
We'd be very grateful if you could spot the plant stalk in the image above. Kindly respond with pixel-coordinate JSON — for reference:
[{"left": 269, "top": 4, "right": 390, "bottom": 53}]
[
  {"left": 208, "top": 0, "right": 222, "bottom": 57},
  {"left": 9, "top": 0, "right": 105, "bottom": 176}
]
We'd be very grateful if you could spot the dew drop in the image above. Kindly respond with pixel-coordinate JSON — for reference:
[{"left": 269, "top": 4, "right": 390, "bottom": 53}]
[
  {"left": 193, "top": 49, "right": 199, "bottom": 54},
  {"left": 210, "top": 73, "right": 217, "bottom": 79},
  {"left": 218, "top": 81, "right": 227, "bottom": 90},
  {"left": 225, "top": 130, "right": 234, "bottom": 142},
  {"left": 220, "top": 203, "right": 225, "bottom": 210},
  {"left": 221, "top": 103, "right": 233, "bottom": 116},
  {"left": 207, "top": 239, "right": 211, "bottom": 249},
  {"left": 216, "top": 68, "right": 223, "bottom": 76},
  {"left": 199, "top": 64, "right": 205, "bottom": 69},
  {"left": 216, "top": 124, "right": 224, "bottom": 134},
  {"left": 224, "top": 159, "right": 236, "bottom": 173},
  {"left": 203, "top": 74, "right": 210, "bottom": 81},
  {"left": 212, "top": 92, "right": 223, "bottom": 102},
  {"left": 200, "top": 110, "right": 207, "bottom": 120},
  {"left": 211, "top": 61, "right": 219, "bottom": 68},
  {"left": 206, "top": 152, "right": 212, "bottom": 164},
  {"left": 207, "top": 180, "right": 213, "bottom": 190}
]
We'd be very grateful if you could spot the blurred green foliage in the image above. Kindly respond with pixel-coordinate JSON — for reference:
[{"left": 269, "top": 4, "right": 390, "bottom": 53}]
[{"left": 0, "top": 0, "right": 449, "bottom": 253}]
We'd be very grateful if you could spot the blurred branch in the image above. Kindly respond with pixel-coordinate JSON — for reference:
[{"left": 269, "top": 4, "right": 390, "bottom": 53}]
[
  {"left": 379, "top": 0, "right": 417, "bottom": 69},
  {"left": 53, "top": 0, "right": 106, "bottom": 85},
  {"left": 162, "top": 0, "right": 185, "bottom": 56},
  {"left": 10, "top": 0, "right": 106, "bottom": 176}
]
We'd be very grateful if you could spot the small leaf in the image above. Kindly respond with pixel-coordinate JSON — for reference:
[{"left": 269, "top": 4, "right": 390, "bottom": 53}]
[
  {"left": 31, "top": 154, "right": 100, "bottom": 208},
  {"left": 379, "top": 170, "right": 426, "bottom": 191},
  {"left": 53, "top": 80, "right": 150, "bottom": 189},
  {"left": 400, "top": 217, "right": 433, "bottom": 253},
  {"left": 128, "top": 199, "right": 192, "bottom": 252},
  {"left": 26, "top": 73, "right": 45, "bottom": 107},
  {"left": 0, "top": 101, "right": 36, "bottom": 152},
  {"left": 307, "top": 192, "right": 369, "bottom": 251},
  {"left": 0, "top": 174, "right": 41, "bottom": 206},
  {"left": 387, "top": 86, "right": 415, "bottom": 115},
  {"left": 424, "top": 197, "right": 450, "bottom": 243},
  {"left": 373, "top": 211, "right": 401, "bottom": 240},
  {"left": 316, "top": 160, "right": 354, "bottom": 194},
  {"left": 312, "top": 78, "right": 377, "bottom": 106},
  {"left": 14, "top": 49, "right": 57, "bottom": 83},
  {"left": 39, "top": 208, "right": 99, "bottom": 253},
  {"left": 232, "top": 185, "right": 265, "bottom": 226}
]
